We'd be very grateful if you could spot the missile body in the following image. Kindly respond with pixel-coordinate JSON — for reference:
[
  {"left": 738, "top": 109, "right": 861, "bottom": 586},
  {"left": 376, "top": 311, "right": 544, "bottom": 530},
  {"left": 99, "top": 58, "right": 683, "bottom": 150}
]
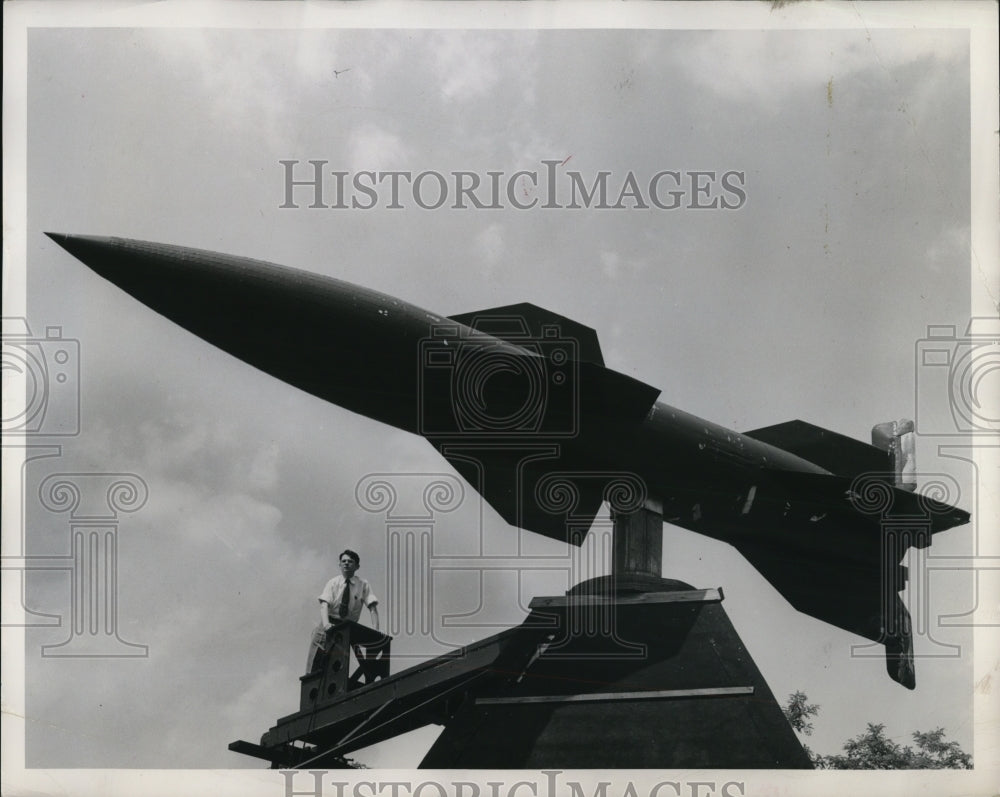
[
  {"left": 48, "top": 233, "right": 970, "bottom": 687},
  {"left": 44, "top": 234, "right": 839, "bottom": 525}
]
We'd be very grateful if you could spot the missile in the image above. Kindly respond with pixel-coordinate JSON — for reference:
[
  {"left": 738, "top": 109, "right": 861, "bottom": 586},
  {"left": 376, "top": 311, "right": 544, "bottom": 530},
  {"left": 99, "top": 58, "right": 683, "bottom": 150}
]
[{"left": 47, "top": 233, "right": 970, "bottom": 688}]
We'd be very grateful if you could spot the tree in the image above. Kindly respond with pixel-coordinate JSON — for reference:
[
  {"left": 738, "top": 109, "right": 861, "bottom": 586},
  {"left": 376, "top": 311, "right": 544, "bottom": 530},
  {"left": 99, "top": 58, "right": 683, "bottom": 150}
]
[
  {"left": 782, "top": 690, "right": 820, "bottom": 736},
  {"left": 815, "top": 723, "right": 972, "bottom": 770},
  {"left": 782, "top": 692, "right": 973, "bottom": 770},
  {"left": 815, "top": 723, "right": 907, "bottom": 769},
  {"left": 908, "top": 727, "right": 973, "bottom": 769}
]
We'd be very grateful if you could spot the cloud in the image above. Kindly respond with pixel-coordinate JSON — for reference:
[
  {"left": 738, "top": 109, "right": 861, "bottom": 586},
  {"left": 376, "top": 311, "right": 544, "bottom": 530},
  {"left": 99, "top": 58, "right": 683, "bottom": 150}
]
[
  {"left": 223, "top": 662, "right": 301, "bottom": 740},
  {"left": 431, "top": 32, "right": 502, "bottom": 102},
  {"left": 599, "top": 249, "right": 646, "bottom": 280},
  {"left": 600, "top": 250, "right": 621, "bottom": 278},
  {"left": 347, "top": 122, "right": 411, "bottom": 171},
  {"left": 672, "top": 28, "right": 966, "bottom": 109},
  {"left": 168, "top": 487, "right": 283, "bottom": 555},
  {"left": 926, "top": 224, "right": 970, "bottom": 274},
  {"left": 129, "top": 409, "right": 286, "bottom": 499},
  {"left": 145, "top": 30, "right": 295, "bottom": 140},
  {"left": 474, "top": 222, "right": 505, "bottom": 274},
  {"left": 142, "top": 28, "right": 372, "bottom": 148},
  {"left": 246, "top": 439, "right": 281, "bottom": 492}
]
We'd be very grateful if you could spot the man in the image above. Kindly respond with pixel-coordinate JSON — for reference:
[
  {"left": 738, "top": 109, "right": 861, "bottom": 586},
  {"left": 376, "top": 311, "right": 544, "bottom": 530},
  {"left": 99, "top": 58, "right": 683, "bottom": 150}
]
[{"left": 306, "top": 549, "right": 380, "bottom": 673}]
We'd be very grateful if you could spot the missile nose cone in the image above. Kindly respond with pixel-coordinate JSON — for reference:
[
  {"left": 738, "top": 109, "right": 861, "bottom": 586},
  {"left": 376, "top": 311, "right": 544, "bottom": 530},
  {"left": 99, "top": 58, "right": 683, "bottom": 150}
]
[
  {"left": 44, "top": 231, "right": 77, "bottom": 254},
  {"left": 45, "top": 233, "right": 129, "bottom": 284},
  {"left": 50, "top": 234, "right": 244, "bottom": 323},
  {"left": 48, "top": 232, "right": 425, "bottom": 433},
  {"left": 45, "top": 231, "right": 93, "bottom": 250}
]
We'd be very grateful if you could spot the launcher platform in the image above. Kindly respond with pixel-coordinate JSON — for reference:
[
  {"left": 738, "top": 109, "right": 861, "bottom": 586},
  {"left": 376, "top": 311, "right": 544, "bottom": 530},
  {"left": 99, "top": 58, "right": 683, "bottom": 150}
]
[{"left": 229, "top": 577, "right": 812, "bottom": 769}]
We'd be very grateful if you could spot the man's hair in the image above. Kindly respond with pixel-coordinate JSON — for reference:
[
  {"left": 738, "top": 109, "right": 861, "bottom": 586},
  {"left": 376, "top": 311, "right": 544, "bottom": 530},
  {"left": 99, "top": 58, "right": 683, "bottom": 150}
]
[{"left": 340, "top": 549, "right": 360, "bottom": 566}]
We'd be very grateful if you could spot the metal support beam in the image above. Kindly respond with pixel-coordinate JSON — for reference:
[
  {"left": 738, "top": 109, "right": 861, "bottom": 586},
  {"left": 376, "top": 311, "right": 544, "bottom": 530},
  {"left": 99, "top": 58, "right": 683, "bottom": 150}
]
[
  {"left": 293, "top": 671, "right": 488, "bottom": 767},
  {"left": 530, "top": 588, "right": 722, "bottom": 610},
  {"left": 612, "top": 500, "right": 663, "bottom": 579},
  {"left": 475, "top": 686, "right": 754, "bottom": 705}
]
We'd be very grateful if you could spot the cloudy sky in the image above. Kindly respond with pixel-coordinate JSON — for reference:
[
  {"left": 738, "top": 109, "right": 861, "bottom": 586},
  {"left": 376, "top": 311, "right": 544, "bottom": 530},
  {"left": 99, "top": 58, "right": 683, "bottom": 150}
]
[{"left": 4, "top": 1, "right": 997, "bottom": 791}]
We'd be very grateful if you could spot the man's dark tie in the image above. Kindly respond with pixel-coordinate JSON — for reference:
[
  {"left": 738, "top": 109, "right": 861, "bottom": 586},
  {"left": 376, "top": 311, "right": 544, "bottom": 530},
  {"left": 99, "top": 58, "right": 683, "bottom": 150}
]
[{"left": 339, "top": 580, "right": 351, "bottom": 618}]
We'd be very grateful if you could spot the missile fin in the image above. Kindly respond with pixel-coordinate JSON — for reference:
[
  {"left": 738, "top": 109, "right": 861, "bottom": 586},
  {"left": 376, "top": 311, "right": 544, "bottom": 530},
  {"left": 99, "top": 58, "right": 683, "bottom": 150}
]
[
  {"left": 449, "top": 303, "right": 605, "bottom": 366},
  {"left": 766, "top": 469, "right": 969, "bottom": 536},
  {"left": 730, "top": 537, "right": 916, "bottom": 688},
  {"left": 430, "top": 441, "right": 607, "bottom": 545},
  {"left": 745, "top": 420, "right": 892, "bottom": 482}
]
